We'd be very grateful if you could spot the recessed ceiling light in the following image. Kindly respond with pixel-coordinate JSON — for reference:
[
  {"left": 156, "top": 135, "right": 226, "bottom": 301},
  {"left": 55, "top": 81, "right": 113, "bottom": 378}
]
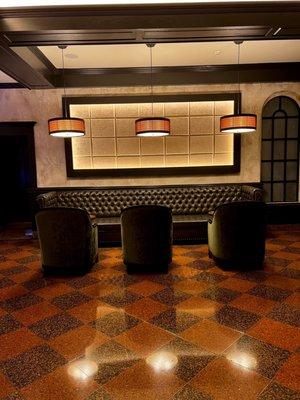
[
  {"left": 214, "top": 49, "right": 221, "bottom": 55},
  {"left": 65, "top": 53, "right": 79, "bottom": 59}
]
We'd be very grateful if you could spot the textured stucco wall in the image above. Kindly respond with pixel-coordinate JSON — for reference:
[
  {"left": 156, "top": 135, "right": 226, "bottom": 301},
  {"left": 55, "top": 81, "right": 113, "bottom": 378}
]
[{"left": 0, "top": 82, "right": 299, "bottom": 188}]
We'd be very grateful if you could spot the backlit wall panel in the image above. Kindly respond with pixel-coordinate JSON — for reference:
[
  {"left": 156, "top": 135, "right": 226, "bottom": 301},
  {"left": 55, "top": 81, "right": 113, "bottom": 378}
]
[{"left": 70, "top": 100, "right": 234, "bottom": 170}]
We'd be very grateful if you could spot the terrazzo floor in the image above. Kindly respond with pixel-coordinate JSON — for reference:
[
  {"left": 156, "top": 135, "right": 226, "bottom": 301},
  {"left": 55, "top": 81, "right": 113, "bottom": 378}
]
[{"left": 0, "top": 225, "right": 299, "bottom": 400}]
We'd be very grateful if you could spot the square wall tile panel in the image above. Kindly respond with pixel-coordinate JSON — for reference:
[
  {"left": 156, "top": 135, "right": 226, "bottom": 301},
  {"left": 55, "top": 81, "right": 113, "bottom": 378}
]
[{"left": 70, "top": 101, "right": 234, "bottom": 170}]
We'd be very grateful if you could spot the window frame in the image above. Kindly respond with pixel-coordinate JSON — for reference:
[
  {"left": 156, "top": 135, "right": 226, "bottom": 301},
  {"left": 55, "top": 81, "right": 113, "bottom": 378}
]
[{"left": 261, "top": 96, "right": 300, "bottom": 202}]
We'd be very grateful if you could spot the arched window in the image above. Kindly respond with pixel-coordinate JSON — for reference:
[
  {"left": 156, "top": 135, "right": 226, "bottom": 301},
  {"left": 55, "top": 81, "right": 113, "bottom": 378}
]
[{"left": 261, "top": 96, "right": 300, "bottom": 202}]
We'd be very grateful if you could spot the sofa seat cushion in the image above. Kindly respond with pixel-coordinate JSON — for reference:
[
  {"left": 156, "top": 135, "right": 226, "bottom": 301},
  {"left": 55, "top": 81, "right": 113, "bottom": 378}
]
[
  {"left": 173, "top": 214, "right": 209, "bottom": 223},
  {"left": 92, "top": 213, "right": 209, "bottom": 226},
  {"left": 92, "top": 216, "right": 120, "bottom": 225}
]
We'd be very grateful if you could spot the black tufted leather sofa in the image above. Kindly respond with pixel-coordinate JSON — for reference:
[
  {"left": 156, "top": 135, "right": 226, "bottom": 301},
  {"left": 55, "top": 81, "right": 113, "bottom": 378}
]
[{"left": 36, "top": 184, "right": 262, "bottom": 245}]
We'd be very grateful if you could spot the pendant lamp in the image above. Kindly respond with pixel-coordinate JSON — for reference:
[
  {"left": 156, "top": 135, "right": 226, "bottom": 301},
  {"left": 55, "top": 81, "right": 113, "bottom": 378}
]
[
  {"left": 135, "top": 43, "right": 170, "bottom": 137},
  {"left": 48, "top": 45, "right": 85, "bottom": 138},
  {"left": 220, "top": 41, "right": 257, "bottom": 134}
]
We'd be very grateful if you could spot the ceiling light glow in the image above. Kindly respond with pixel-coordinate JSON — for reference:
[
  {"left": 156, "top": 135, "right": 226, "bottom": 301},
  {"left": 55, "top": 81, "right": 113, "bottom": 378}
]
[
  {"left": 146, "top": 351, "right": 178, "bottom": 372},
  {"left": 67, "top": 359, "right": 98, "bottom": 381},
  {"left": 227, "top": 352, "right": 257, "bottom": 370}
]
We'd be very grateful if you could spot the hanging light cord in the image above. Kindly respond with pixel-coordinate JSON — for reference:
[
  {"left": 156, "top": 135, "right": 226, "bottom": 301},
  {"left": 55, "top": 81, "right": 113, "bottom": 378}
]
[
  {"left": 146, "top": 43, "right": 156, "bottom": 117},
  {"left": 234, "top": 40, "right": 242, "bottom": 115},
  {"left": 149, "top": 44, "right": 154, "bottom": 116},
  {"left": 237, "top": 42, "right": 240, "bottom": 94},
  {"left": 59, "top": 45, "right": 67, "bottom": 116}
]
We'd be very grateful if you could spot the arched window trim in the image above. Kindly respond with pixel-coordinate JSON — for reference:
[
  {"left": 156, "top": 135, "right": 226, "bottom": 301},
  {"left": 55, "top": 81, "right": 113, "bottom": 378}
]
[{"left": 261, "top": 95, "right": 300, "bottom": 203}]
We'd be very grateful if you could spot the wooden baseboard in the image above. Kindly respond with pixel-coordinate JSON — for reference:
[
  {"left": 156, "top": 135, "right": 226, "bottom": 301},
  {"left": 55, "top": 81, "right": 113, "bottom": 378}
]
[{"left": 267, "top": 202, "right": 300, "bottom": 224}]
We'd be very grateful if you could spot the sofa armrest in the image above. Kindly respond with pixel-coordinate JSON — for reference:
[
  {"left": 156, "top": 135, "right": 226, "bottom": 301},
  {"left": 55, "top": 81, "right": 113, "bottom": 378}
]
[
  {"left": 207, "top": 210, "right": 214, "bottom": 224},
  {"left": 241, "top": 185, "right": 263, "bottom": 202},
  {"left": 36, "top": 192, "right": 58, "bottom": 209},
  {"left": 89, "top": 214, "right": 98, "bottom": 228}
]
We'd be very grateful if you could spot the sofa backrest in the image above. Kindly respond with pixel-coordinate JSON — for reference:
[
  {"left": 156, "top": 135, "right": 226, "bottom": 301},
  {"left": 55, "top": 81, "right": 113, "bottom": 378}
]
[{"left": 51, "top": 185, "right": 246, "bottom": 217}]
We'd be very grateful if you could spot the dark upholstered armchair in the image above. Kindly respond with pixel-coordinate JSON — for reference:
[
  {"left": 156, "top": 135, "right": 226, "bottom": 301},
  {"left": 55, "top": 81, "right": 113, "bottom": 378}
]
[
  {"left": 121, "top": 205, "right": 172, "bottom": 273},
  {"left": 35, "top": 208, "right": 98, "bottom": 275},
  {"left": 208, "top": 201, "right": 267, "bottom": 270}
]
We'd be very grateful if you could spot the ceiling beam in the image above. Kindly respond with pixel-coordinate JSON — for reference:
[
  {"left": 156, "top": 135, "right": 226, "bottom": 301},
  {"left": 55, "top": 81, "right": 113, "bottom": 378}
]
[
  {"left": 0, "top": 82, "right": 24, "bottom": 88},
  {"left": 0, "top": 38, "right": 55, "bottom": 88},
  {"left": 1, "top": 3, "right": 300, "bottom": 46},
  {"left": 52, "top": 62, "right": 300, "bottom": 88},
  {"left": 3, "top": 27, "right": 290, "bottom": 47}
]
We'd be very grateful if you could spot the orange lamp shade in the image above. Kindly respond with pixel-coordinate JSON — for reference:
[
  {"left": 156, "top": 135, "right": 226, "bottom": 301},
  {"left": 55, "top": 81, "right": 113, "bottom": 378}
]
[
  {"left": 220, "top": 114, "right": 257, "bottom": 133},
  {"left": 135, "top": 117, "right": 170, "bottom": 137},
  {"left": 48, "top": 117, "right": 85, "bottom": 138}
]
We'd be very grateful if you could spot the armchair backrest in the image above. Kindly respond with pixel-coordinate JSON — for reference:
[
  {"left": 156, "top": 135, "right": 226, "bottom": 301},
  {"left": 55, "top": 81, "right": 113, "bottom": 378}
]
[
  {"left": 35, "top": 207, "right": 92, "bottom": 269},
  {"left": 121, "top": 205, "right": 172, "bottom": 265},
  {"left": 214, "top": 201, "right": 266, "bottom": 224},
  {"left": 213, "top": 201, "right": 267, "bottom": 252}
]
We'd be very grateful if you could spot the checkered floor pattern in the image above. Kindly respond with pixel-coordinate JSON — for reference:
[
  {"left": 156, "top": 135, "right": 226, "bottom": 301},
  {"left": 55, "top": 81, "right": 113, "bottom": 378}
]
[{"left": 0, "top": 225, "right": 299, "bottom": 400}]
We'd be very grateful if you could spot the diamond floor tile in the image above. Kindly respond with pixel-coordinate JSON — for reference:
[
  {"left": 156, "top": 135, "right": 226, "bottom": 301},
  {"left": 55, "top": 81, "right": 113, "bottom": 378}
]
[
  {"left": 247, "top": 317, "right": 300, "bottom": 352},
  {"left": 49, "top": 325, "right": 109, "bottom": 360},
  {"left": 173, "top": 385, "right": 213, "bottom": 400},
  {"left": 104, "top": 360, "right": 184, "bottom": 400},
  {"left": 0, "top": 344, "right": 66, "bottom": 388},
  {"left": 150, "top": 308, "right": 200, "bottom": 334},
  {"left": 212, "top": 305, "right": 261, "bottom": 331},
  {"left": 0, "top": 371, "right": 16, "bottom": 399},
  {"left": 91, "top": 310, "right": 140, "bottom": 337},
  {"left": 29, "top": 313, "right": 83, "bottom": 340},
  {"left": 88, "top": 340, "right": 138, "bottom": 385},
  {"left": 180, "top": 318, "right": 242, "bottom": 354},
  {"left": 151, "top": 287, "right": 191, "bottom": 307},
  {"left": 190, "top": 357, "right": 270, "bottom": 400},
  {"left": 225, "top": 335, "right": 290, "bottom": 379},
  {"left": 160, "top": 337, "right": 216, "bottom": 382},
  {"left": 20, "top": 364, "right": 99, "bottom": 400},
  {"left": 0, "top": 292, "right": 43, "bottom": 312},
  {"left": 258, "top": 382, "right": 300, "bottom": 400},
  {"left": 124, "top": 296, "right": 168, "bottom": 321},
  {"left": 275, "top": 354, "right": 300, "bottom": 392},
  {"left": 0, "top": 328, "right": 43, "bottom": 362},
  {"left": 268, "top": 303, "right": 300, "bottom": 327},
  {"left": 115, "top": 321, "right": 174, "bottom": 357},
  {"left": 0, "top": 314, "right": 22, "bottom": 335}
]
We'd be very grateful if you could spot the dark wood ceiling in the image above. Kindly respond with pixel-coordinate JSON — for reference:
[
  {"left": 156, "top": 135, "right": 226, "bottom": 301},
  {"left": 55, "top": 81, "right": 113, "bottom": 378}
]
[{"left": 1, "top": 1, "right": 300, "bottom": 89}]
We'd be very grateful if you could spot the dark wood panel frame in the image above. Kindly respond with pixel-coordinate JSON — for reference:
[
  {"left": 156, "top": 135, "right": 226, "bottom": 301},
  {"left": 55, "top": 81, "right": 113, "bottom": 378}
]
[{"left": 64, "top": 93, "right": 241, "bottom": 178}]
